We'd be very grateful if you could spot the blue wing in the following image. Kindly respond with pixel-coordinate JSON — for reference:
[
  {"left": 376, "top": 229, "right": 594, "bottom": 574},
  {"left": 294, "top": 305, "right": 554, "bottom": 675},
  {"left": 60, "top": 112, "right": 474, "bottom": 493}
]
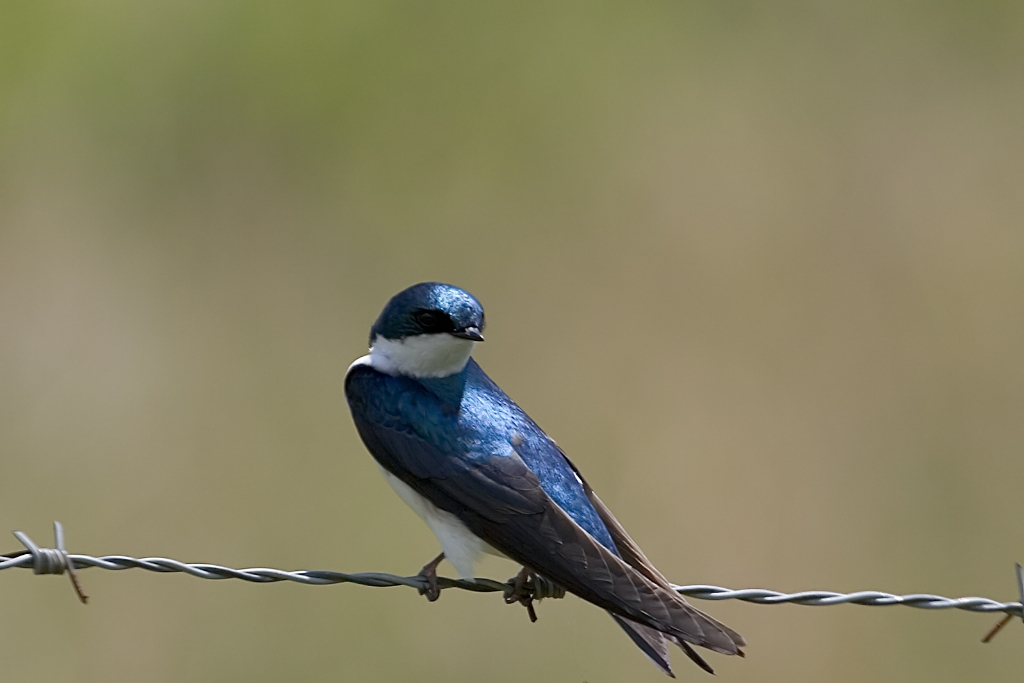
[{"left": 345, "top": 359, "right": 743, "bottom": 663}]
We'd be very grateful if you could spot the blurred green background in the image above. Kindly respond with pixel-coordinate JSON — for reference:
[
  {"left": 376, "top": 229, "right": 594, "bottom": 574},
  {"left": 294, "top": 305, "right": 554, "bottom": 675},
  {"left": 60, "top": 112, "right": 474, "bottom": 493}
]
[{"left": 1, "top": 1, "right": 1022, "bottom": 681}]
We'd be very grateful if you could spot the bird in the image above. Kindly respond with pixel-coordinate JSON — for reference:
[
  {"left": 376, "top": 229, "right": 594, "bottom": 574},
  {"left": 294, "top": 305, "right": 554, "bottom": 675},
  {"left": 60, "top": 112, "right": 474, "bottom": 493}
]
[{"left": 344, "top": 282, "right": 745, "bottom": 676}]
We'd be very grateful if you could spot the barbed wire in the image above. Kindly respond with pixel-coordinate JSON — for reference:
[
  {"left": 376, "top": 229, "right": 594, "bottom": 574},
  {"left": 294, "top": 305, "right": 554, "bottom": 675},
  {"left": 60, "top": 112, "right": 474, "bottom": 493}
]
[{"left": 3, "top": 523, "right": 1021, "bottom": 640}]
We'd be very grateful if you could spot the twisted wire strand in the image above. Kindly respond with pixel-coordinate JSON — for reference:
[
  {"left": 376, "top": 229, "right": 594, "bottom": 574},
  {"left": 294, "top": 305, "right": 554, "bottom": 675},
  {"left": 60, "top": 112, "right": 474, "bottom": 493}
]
[
  {"left": 669, "top": 584, "right": 1023, "bottom": 616},
  {"left": 2, "top": 550, "right": 1021, "bottom": 618}
]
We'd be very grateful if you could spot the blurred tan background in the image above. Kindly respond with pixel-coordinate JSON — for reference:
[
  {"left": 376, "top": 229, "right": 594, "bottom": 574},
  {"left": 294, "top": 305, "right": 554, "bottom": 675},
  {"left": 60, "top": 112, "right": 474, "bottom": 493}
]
[{"left": 1, "top": 1, "right": 1022, "bottom": 681}]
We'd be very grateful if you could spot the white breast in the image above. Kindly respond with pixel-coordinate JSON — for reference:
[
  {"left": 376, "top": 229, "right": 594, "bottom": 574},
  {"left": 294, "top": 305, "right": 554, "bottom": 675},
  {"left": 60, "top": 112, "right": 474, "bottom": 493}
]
[
  {"left": 347, "top": 341, "right": 504, "bottom": 578},
  {"left": 377, "top": 465, "right": 505, "bottom": 579}
]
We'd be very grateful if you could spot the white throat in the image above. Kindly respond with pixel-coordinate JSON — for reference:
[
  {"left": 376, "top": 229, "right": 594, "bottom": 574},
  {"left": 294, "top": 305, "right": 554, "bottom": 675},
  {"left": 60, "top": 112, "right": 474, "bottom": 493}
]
[{"left": 368, "top": 333, "right": 476, "bottom": 378}]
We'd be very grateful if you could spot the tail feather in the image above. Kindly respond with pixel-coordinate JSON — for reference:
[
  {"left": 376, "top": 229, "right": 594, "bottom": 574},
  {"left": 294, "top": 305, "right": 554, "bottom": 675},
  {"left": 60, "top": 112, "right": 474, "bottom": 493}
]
[
  {"left": 610, "top": 614, "right": 675, "bottom": 677},
  {"left": 686, "top": 604, "right": 746, "bottom": 653},
  {"left": 673, "top": 638, "right": 716, "bottom": 675},
  {"left": 612, "top": 614, "right": 720, "bottom": 676}
]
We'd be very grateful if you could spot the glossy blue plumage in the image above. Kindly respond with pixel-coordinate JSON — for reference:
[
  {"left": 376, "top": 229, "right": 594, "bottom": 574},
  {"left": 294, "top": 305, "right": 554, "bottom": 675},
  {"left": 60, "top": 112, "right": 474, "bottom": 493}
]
[{"left": 347, "top": 358, "right": 618, "bottom": 553}]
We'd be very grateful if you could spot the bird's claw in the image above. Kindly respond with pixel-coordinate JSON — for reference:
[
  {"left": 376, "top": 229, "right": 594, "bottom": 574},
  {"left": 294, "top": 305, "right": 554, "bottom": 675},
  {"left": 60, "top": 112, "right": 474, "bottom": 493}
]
[
  {"left": 505, "top": 567, "right": 539, "bottom": 622},
  {"left": 418, "top": 572, "right": 440, "bottom": 602},
  {"left": 417, "top": 552, "right": 445, "bottom": 602}
]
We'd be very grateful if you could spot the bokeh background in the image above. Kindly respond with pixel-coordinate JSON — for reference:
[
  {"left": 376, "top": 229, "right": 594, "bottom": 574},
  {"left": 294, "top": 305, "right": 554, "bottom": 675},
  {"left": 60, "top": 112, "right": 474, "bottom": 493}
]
[{"left": 2, "top": 2, "right": 1022, "bottom": 681}]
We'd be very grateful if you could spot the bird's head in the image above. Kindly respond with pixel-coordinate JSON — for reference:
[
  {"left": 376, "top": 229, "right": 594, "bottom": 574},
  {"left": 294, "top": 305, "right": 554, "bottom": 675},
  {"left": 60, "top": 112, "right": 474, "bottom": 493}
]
[{"left": 368, "top": 282, "right": 485, "bottom": 378}]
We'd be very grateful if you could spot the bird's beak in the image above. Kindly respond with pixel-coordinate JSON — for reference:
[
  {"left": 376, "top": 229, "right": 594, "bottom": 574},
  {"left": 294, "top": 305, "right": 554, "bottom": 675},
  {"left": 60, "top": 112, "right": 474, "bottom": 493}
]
[{"left": 451, "top": 326, "right": 484, "bottom": 342}]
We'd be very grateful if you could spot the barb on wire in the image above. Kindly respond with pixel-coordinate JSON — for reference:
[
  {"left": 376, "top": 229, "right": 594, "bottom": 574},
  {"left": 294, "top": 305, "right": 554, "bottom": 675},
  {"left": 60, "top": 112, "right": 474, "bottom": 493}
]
[
  {"left": 981, "top": 564, "right": 1024, "bottom": 643},
  {"left": 2, "top": 523, "right": 1021, "bottom": 642},
  {"left": 6, "top": 522, "right": 88, "bottom": 603}
]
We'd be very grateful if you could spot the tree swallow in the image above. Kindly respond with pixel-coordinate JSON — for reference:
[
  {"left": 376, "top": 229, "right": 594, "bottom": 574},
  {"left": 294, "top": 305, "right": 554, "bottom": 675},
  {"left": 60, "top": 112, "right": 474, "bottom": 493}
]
[{"left": 345, "top": 282, "right": 745, "bottom": 676}]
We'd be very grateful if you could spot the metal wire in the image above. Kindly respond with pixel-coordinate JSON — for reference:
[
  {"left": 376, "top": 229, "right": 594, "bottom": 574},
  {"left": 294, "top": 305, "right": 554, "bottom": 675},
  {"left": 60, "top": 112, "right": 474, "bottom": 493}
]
[
  {"left": 3, "top": 524, "right": 1021, "bottom": 624},
  {"left": 668, "top": 584, "right": 1023, "bottom": 617}
]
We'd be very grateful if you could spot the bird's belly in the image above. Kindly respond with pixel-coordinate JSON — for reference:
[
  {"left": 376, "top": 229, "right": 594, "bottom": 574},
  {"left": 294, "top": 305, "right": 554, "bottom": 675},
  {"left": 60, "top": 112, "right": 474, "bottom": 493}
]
[{"left": 376, "top": 465, "right": 506, "bottom": 578}]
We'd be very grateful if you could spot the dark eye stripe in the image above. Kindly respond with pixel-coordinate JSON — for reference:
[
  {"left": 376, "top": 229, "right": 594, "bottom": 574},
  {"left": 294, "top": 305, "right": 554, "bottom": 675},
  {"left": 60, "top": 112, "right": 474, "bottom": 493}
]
[{"left": 413, "top": 309, "right": 452, "bottom": 333}]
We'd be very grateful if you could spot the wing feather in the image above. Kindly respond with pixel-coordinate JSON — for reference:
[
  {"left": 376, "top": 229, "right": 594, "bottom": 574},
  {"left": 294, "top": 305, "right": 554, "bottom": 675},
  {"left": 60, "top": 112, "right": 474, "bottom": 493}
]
[
  {"left": 557, "top": 447, "right": 746, "bottom": 654},
  {"left": 346, "top": 363, "right": 745, "bottom": 662}
]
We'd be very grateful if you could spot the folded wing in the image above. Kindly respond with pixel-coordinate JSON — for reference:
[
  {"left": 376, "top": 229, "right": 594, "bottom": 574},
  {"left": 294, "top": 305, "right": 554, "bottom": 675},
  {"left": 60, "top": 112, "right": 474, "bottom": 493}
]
[{"left": 347, "top": 365, "right": 744, "bottom": 669}]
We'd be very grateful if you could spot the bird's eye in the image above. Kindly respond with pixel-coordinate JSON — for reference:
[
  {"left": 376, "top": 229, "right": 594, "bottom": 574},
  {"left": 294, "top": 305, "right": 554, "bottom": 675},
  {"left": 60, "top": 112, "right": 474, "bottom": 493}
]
[{"left": 414, "top": 310, "right": 442, "bottom": 331}]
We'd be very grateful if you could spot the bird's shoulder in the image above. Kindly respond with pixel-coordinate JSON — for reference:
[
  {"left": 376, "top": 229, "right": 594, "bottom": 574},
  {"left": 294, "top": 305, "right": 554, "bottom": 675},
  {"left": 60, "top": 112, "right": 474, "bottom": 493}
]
[{"left": 346, "top": 358, "right": 534, "bottom": 443}]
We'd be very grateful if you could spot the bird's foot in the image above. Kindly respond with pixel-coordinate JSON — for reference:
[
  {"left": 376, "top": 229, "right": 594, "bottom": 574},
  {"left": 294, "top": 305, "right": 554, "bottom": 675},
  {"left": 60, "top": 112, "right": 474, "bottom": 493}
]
[
  {"left": 417, "top": 552, "right": 445, "bottom": 602},
  {"left": 504, "top": 567, "right": 539, "bottom": 622}
]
